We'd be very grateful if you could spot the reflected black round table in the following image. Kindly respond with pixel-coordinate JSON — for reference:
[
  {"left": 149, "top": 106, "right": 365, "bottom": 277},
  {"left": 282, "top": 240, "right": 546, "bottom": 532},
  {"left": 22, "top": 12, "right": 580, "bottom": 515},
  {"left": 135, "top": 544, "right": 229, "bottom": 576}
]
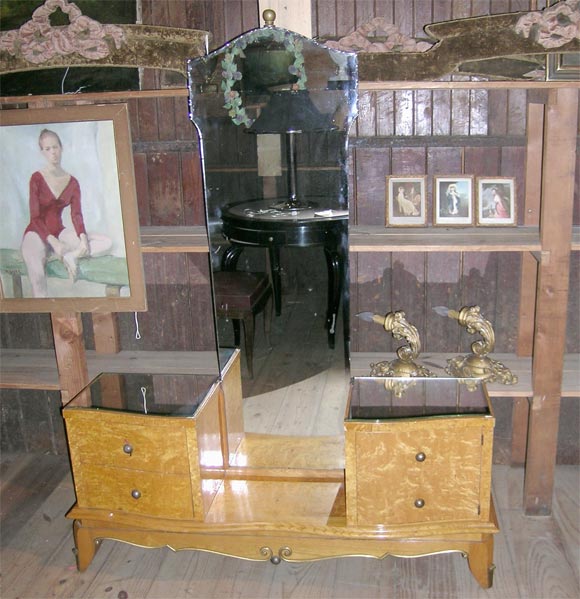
[{"left": 220, "top": 199, "right": 348, "bottom": 349}]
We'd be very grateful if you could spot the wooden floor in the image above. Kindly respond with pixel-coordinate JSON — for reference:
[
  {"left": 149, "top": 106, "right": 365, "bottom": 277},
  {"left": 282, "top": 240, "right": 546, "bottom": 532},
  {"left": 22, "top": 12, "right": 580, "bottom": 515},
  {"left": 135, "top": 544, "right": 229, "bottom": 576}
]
[{"left": 0, "top": 453, "right": 578, "bottom": 599}]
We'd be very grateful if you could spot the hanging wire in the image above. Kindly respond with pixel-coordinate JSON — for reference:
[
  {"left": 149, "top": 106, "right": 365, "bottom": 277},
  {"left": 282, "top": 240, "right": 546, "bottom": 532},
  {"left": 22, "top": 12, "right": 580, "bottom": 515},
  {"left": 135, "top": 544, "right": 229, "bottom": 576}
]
[{"left": 134, "top": 312, "right": 142, "bottom": 340}]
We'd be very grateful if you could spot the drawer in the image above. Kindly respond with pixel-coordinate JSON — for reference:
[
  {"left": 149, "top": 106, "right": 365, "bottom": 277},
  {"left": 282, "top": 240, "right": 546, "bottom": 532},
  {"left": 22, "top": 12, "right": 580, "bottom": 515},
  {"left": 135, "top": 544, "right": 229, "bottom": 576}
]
[
  {"left": 76, "top": 464, "right": 195, "bottom": 520},
  {"left": 65, "top": 417, "right": 190, "bottom": 475},
  {"left": 348, "top": 421, "right": 490, "bottom": 526}
]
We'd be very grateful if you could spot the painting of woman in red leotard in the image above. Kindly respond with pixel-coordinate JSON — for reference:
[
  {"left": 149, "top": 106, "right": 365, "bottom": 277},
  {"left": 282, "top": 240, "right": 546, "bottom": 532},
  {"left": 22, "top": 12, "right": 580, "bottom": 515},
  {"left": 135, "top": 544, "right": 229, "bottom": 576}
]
[{"left": 20, "top": 129, "right": 112, "bottom": 297}]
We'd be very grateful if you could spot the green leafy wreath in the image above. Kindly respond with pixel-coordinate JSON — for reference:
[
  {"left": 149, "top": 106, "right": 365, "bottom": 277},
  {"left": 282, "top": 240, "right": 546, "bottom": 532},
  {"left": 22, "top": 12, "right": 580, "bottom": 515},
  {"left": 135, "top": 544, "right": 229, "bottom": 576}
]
[{"left": 221, "top": 29, "right": 307, "bottom": 127}]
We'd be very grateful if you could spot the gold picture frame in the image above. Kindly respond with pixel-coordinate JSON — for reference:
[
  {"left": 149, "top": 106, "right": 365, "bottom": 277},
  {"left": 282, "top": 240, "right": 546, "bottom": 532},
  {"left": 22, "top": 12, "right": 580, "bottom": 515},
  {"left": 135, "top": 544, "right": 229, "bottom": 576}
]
[
  {"left": 386, "top": 176, "right": 427, "bottom": 227},
  {"left": 433, "top": 176, "right": 474, "bottom": 227},
  {"left": 0, "top": 103, "right": 146, "bottom": 313},
  {"left": 476, "top": 177, "right": 517, "bottom": 226}
]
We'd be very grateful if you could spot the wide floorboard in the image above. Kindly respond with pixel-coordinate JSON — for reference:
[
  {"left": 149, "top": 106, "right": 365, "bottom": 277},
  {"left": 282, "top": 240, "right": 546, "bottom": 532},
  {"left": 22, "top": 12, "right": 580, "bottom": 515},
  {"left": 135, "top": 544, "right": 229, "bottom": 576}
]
[{"left": 1, "top": 452, "right": 578, "bottom": 599}]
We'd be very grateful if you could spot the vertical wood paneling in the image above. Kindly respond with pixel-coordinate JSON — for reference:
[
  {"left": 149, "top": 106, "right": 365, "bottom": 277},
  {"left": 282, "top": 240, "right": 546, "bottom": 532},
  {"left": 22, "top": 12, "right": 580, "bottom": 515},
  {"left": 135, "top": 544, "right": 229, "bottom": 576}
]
[
  {"left": 424, "top": 253, "right": 462, "bottom": 352},
  {"left": 147, "top": 153, "right": 183, "bottom": 225},
  {"left": 241, "top": 0, "right": 260, "bottom": 31},
  {"left": 491, "top": 0, "right": 511, "bottom": 13},
  {"left": 354, "top": 0, "right": 375, "bottom": 28},
  {"left": 472, "top": 0, "right": 492, "bottom": 15},
  {"left": 315, "top": 0, "right": 337, "bottom": 37},
  {"left": 500, "top": 146, "right": 526, "bottom": 224},
  {"left": 136, "top": 98, "right": 159, "bottom": 141},
  {"left": 394, "top": 0, "right": 414, "bottom": 35},
  {"left": 470, "top": 88, "right": 489, "bottom": 135},
  {"left": 350, "top": 253, "right": 395, "bottom": 353},
  {"left": 356, "top": 91, "right": 376, "bottom": 137},
  {"left": 464, "top": 146, "right": 501, "bottom": 179},
  {"left": 375, "top": 0, "right": 395, "bottom": 21},
  {"left": 181, "top": 151, "right": 205, "bottom": 226},
  {"left": 488, "top": 90, "right": 509, "bottom": 135},
  {"left": 451, "top": 84, "right": 471, "bottom": 136},
  {"left": 414, "top": 0, "right": 433, "bottom": 37},
  {"left": 354, "top": 148, "right": 389, "bottom": 225},
  {"left": 391, "top": 252, "right": 427, "bottom": 343},
  {"left": 452, "top": 0, "right": 471, "bottom": 18},
  {"left": 432, "top": 89, "right": 452, "bottom": 135},
  {"left": 507, "top": 90, "right": 528, "bottom": 136},
  {"left": 156, "top": 98, "right": 177, "bottom": 141},
  {"left": 133, "top": 153, "right": 151, "bottom": 226},
  {"left": 336, "top": 0, "right": 355, "bottom": 36},
  {"left": 394, "top": 90, "right": 414, "bottom": 136},
  {"left": 433, "top": 0, "right": 453, "bottom": 21},
  {"left": 376, "top": 91, "right": 395, "bottom": 136},
  {"left": 414, "top": 90, "right": 433, "bottom": 136},
  {"left": 493, "top": 252, "right": 522, "bottom": 352}
]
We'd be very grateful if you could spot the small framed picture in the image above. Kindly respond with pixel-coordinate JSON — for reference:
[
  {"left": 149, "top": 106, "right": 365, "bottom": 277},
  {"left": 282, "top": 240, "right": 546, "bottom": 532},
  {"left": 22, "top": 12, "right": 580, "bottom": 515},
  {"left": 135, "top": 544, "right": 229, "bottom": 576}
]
[
  {"left": 386, "top": 176, "right": 427, "bottom": 226},
  {"left": 477, "top": 177, "right": 517, "bottom": 226},
  {"left": 434, "top": 176, "right": 473, "bottom": 226}
]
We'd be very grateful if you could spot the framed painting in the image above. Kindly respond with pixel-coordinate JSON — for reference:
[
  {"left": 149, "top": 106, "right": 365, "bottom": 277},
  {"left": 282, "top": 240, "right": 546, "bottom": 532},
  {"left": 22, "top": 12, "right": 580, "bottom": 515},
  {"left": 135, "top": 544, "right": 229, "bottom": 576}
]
[
  {"left": 386, "top": 176, "right": 426, "bottom": 226},
  {"left": 434, "top": 176, "right": 474, "bottom": 226},
  {"left": 0, "top": 103, "right": 146, "bottom": 313},
  {"left": 477, "top": 177, "right": 517, "bottom": 226}
]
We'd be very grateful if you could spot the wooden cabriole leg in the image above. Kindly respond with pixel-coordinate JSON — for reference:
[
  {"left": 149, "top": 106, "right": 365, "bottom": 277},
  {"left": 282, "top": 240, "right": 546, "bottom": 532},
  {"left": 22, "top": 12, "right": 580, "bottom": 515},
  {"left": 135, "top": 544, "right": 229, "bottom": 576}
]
[
  {"left": 73, "top": 519, "right": 100, "bottom": 572},
  {"left": 466, "top": 534, "right": 495, "bottom": 589}
]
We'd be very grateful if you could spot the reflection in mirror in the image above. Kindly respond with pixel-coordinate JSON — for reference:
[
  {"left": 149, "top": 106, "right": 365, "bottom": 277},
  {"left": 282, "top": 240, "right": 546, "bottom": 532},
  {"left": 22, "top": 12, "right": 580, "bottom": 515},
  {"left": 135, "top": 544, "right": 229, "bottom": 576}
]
[{"left": 188, "top": 26, "right": 357, "bottom": 432}]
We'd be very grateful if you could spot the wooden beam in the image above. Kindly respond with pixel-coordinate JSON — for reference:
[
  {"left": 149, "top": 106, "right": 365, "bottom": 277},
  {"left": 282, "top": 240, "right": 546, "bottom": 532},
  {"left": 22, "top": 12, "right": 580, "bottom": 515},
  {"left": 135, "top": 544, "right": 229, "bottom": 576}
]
[
  {"left": 511, "top": 100, "right": 544, "bottom": 466},
  {"left": 524, "top": 87, "right": 579, "bottom": 515},
  {"left": 50, "top": 312, "right": 89, "bottom": 405}
]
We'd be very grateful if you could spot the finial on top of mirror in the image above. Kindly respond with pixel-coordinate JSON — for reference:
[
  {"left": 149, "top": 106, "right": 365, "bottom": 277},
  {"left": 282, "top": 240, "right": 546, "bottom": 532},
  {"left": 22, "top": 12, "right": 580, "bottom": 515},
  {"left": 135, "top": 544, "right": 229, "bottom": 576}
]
[{"left": 263, "top": 9, "right": 276, "bottom": 27}]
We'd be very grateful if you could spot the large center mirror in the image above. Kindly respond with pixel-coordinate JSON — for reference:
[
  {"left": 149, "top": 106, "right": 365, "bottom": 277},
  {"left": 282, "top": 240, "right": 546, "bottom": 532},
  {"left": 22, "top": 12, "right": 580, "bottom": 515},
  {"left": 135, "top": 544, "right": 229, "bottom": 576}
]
[{"left": 188, "top": 24, "right": 357, "bottom": 445}]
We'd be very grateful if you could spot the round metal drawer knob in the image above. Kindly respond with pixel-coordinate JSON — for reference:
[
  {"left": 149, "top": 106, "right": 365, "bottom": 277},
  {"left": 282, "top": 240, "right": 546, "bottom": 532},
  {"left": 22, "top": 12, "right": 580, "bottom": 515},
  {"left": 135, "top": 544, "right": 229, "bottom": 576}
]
[
  {"left": 414, "top": 498, "right": 425, "bottom": 509},
  {"left": 131, "top": 489, "right": 141, "bottom": 500},
  {"left": 123, "top": 443, "right": 133, "bottom": 456},
  {"left": 415, "top": 452, "right": 426, "bottom": 462}
]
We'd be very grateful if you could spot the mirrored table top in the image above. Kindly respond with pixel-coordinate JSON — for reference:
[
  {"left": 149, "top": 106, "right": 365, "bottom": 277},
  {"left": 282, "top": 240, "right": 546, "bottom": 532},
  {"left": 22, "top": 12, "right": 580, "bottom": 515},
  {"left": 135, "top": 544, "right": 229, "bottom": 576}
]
[
  {"left": 66, "top": 372, "right": 220, "bottom": 417},
  {"left": 347, "top": 377, "right": 491, "bottom": 421}
]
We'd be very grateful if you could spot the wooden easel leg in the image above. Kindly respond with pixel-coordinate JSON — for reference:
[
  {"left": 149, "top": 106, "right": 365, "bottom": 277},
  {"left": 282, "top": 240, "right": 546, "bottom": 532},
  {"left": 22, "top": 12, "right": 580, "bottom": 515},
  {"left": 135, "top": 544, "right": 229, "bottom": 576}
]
[{"left": 466, "top": 534, "right": 495, "bottom": 589}]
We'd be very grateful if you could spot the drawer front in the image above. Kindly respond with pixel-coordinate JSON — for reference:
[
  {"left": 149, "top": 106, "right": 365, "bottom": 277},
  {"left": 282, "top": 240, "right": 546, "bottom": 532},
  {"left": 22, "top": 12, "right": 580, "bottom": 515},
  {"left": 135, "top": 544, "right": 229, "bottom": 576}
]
[
  {"left": 65, "top": 417, "right": 190, "bottom": 474},
  {"left": 348, "top": 422, "right": 489, "bottom": 526},
  {"left": 76, "top": 464, "right": 194, "bottom": 520}
]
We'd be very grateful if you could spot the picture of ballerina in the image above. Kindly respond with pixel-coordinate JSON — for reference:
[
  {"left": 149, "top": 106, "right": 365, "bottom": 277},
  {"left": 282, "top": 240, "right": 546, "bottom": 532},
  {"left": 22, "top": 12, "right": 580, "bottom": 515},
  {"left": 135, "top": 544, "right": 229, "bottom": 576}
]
[
  {"left": 477, "top": 178, "right": 516, "bottom": 226},
  {"left": 0, "top": 104, "right": 146, "bottom": 312},
  {"left": 21, "top": 128, "right": 113, "bottom": 297}
]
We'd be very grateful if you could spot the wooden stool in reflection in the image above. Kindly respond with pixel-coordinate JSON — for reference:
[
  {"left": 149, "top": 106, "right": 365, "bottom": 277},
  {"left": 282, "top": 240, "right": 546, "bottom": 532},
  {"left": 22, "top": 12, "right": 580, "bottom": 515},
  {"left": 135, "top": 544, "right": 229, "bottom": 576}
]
[{"left": 213, "top": 271, "right": 272, "bottom": 378}]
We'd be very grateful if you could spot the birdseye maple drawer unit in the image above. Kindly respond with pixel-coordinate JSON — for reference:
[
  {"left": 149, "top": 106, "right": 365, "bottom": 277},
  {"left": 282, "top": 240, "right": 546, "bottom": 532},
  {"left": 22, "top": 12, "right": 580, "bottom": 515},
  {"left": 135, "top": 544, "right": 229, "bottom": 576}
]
[
  {"left": 63, "top": 371, "right": 225, "bottom": 521},
  {"left": 345, "top": 377, "right": 495, "bottom": 528}
]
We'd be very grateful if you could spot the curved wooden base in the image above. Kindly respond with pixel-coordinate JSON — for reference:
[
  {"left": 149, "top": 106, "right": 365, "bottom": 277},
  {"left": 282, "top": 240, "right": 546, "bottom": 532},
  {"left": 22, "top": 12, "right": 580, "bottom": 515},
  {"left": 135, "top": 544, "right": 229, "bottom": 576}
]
[{"left": 69, "top": 513, "right": 496, "bottom": 589}]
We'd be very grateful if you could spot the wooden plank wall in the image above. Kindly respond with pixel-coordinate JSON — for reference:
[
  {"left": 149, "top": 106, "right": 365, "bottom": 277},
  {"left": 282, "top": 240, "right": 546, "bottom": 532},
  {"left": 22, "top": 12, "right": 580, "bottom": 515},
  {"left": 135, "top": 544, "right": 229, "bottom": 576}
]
[{"left": 1, "top": 0, "right": 578, "bottom": 459}]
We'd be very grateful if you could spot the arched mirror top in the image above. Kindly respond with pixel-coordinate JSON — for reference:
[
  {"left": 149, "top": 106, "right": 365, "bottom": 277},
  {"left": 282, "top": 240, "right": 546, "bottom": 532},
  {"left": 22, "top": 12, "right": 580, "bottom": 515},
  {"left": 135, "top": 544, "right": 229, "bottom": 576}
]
[{"left": 187, "top": 25, "right": 358, "bottom": 134}]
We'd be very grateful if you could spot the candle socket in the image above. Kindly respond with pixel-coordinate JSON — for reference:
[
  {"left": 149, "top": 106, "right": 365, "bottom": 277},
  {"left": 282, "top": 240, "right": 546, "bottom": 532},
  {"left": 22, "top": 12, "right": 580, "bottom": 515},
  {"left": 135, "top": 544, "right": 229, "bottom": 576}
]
[
  {"left": 368, "top": 310, "right": 435, "bottom": 382},
  {"left": 445, "top": 306, "right": 518, "bottom": 388}
]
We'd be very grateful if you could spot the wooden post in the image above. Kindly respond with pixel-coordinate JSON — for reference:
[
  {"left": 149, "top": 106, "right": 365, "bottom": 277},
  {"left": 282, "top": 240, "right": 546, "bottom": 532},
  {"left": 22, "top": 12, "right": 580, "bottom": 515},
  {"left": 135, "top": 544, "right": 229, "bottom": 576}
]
[
  {"left": 524, "top": 88, "right": 578, "bottom": 515},
  {"left": 91, "top": 312, "right": 124, "bottom": 408},
  {"left": 51, "top": 312, "right": 89, "bottom": 405},
  {"left": 92, "top": 312, "right": 120, "bottom": 353},
  {"left": 511, "top": 101, "right": 544, "bottom": 466}
]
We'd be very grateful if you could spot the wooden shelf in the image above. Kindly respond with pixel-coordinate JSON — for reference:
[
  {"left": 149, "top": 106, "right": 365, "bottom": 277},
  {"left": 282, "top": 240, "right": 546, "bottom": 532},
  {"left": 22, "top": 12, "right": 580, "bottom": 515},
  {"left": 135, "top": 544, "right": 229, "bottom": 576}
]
[
  {"left": 350, "top": 352, "right": 580, "bottom": 398},
  {"left": 349, "top": 226, "right": 541, "bottom": 253},
  {"left": 140, "top": 226, "right": 208, "bottom": 253},
  {"left": 358, "top": 81, "right": 580, "bottom": 91},
  {"left": 3, "top": 348, "right": 577, "bottom": 398},
  {"left": 0, "top": 349, "right": 220, "bottom": 391}
]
